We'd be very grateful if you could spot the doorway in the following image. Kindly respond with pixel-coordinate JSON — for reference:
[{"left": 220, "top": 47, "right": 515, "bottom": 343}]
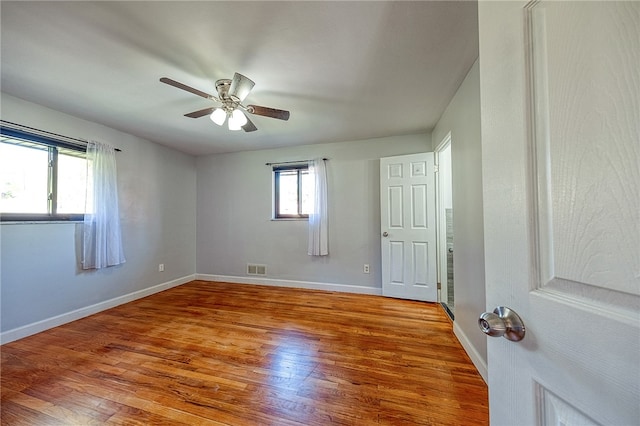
[{"left": 436, "top": 134, "right": 454, "bottom": 318}]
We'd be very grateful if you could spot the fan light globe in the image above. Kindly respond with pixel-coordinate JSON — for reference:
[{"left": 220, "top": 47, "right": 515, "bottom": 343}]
[
  {"left": 228, "top": 109, "right": 247, "bottom": 131},
  {"left": 210, "top": 108, "right": 226, "bottom": 126},
  {"left": 228, "top": 119, "right": 242, "bottom": 131},
  {"left": 230, "top": 109, "right": 248, "bottom": 127}
]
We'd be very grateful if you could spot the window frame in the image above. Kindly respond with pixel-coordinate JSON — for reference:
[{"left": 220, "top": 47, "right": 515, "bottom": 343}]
[
  {"left": 0, "top": 126, "right": 87, "bottom": 222},
  {"left": 272, "top": 163, "right": 309, "bottom": 220}
]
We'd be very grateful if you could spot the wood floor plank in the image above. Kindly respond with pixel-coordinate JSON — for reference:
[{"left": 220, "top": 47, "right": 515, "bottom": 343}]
[{"left": 1, "top": 281, "right": 488, "bottom": 425}]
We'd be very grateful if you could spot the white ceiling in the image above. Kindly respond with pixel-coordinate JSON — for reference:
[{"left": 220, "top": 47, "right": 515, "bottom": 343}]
[{"left": 1, "top": 1, "right": 478, "bottom": 156}]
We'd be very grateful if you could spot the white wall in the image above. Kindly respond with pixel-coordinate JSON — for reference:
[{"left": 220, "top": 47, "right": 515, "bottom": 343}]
[
  {"left": 0, "top": 93, "right": 197, "bottom": 342},
  {"left": 439, "top": 143, "right": 453, "bottom": 209},
  {"left": 431, "top": 60, "right": 487, "bottom": 380},
  {"left": 196, "top": 134, "right": 430, "bottom": 292}
]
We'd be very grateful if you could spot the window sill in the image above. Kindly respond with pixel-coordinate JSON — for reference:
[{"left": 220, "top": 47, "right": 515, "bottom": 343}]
[
  {"left": 271, "top": 217, "right": 308, "bottom": 221},
  {"left": 1, "top": 213, "right": 85, "bottom": 222},
  {"left": 1, "top": 220, "right": 84, "bottom": 225}
]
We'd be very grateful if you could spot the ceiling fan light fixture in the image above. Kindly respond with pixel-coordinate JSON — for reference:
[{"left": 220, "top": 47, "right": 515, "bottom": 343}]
[
  {"left": 210, "top": 108, "right": 226, "bottom": 126},
  {"left": 160, "top": 73, "right": 290, "bottom": 133}
]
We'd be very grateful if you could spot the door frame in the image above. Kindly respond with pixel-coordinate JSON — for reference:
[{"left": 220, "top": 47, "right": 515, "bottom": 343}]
[{"left": 435, "top": 132, "right": 452, "bottom": 312}]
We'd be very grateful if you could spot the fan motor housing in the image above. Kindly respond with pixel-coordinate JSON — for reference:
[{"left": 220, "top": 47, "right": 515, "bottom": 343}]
[{"left": 215, "top": 79, "right": 232, "bottom": 100}]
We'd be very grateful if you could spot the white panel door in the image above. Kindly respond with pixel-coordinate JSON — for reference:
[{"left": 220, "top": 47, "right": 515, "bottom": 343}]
[
  {"left": 380, "top": 152, "right": 437, "bottom": 302},
  {"left": 479, "top": 2, "right": 639, "bottom": 425}
]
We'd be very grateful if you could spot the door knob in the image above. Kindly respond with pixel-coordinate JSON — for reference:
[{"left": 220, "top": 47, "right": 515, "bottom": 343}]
[
  {"left": 478, "top": 306, "right": 525, "bottom": 342},
  {"left": 382, "top": 231, "right": 389, "bottom": 237}
]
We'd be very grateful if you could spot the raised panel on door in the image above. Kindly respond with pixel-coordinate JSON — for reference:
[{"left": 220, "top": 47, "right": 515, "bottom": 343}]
[
  {"left": 388, "top": 162, "right": 403, "bottom": 179},
  {"left": 410, "top": 184, "right": 427, "bottom": 229},
  {"left": 412, "top": 241, "right": 429, "bottom": 286},
  {"left": 530, "top": 1, "right": 638, "bottom": 296},
  {"left": 537, "top": 385, "right": 600, "bottom": 426},
  {"left": 388, "top": 186, "right": 404, "bottom": 228},
  {"left": 389, "top": 241, "right": 404, "bottom": 284},
  {"left": 410, "top": 160, "right": 426, "bottom": 178}
]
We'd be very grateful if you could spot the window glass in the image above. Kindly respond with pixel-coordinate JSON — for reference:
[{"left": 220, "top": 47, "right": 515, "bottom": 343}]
[
  {"left": 273, "top": 165, "right": 311, "bottom": 219},
  {"left": 0, "top": 142, "right": 49, "bottom": 214},
  {"left": 57, "top": 150, "right": 88, "bottom": 214},
  {"left": 278, "top": 169, "right": 299, "bottom": 215},
  {"left": 0, "top": 129, "right": 88, "bottom": 220}
]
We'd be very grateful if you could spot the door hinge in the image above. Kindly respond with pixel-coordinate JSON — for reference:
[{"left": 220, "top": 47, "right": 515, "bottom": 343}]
[{"left": 434, "top": 164, "right": 439, "bottom": 173}]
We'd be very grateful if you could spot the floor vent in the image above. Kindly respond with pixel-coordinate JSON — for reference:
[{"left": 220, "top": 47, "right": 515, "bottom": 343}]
[{"left": 247, "top": 264, "right": 267, "bottom": 276}]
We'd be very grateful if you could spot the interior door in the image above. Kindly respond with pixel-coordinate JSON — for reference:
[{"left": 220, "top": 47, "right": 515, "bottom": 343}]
[
  {"left": 380, "top": 152, "right": 437, "bottom": 302},
  {"left": 479, "top": 1, "right": 639, "bottom": 425}
]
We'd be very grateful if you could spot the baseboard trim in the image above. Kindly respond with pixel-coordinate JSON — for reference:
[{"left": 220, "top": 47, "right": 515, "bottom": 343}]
[
  {"left": 453, "top": 321, "right": 488, "bottom": 383},
  {"left": 195, "top": 274, "right": 383, "bottom": 296},
  {"left": 0, "top": 274, "right": 196, "bottom": 345}
]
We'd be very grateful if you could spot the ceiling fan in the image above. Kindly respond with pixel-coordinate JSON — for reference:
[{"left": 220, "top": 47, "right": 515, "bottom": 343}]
[{"left": 160, "top": 73, "right": 290, "bottom": 132}]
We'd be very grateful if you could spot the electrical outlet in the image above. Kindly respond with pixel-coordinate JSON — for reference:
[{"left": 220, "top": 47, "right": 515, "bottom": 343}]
[
  {"left": 363, "top": 264, "right": 370, "bottom": 274},
  {"left": 158, "top": 263, "right": 165, "bottom": 272}
]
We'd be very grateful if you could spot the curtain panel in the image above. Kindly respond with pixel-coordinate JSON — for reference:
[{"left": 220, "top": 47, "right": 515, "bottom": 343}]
[
  {"left": 308, "top": 158, "right": 329, "bottom": 256},
  {"left": 82, "top": 140, "right": 126, "bottom": 269}
]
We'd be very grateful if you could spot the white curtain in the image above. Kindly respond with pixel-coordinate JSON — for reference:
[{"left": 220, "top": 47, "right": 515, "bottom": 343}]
[
  {"left": 308, "top": 158, "right": 329, "bottom": 256},
  {"left": 82, "top": 140, "right": 126, "bottom": 269}
]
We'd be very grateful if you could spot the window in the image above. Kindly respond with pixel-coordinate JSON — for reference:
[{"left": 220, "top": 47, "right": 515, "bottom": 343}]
[
  {"left": 0, "top": 127, "right": 88, "bottom": 221},
  {"left": 273, "top": 164, "right": 312, "bottom": 219}
]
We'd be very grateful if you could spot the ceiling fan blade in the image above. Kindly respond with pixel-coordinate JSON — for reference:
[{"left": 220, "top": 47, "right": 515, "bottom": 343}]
[
  {"left": 242, "top": 116, "right": 258, "bottom": 132},
  {"left": 229, "top": 73, "right": 255, "bottom": 102},
  {"left": 160, "top": 77, "right": 214, "bottom": 100},
  {"left": 184, "top": 107, "right": 215, "bottom": 118},
  {"left": 247, "top": 105, "right": 290, "bottom": 121}
]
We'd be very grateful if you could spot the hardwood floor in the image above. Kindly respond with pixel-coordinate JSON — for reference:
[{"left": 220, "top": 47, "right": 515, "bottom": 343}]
[{"left": 1, "top": 281, "right": 488, "bottom": 425}]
